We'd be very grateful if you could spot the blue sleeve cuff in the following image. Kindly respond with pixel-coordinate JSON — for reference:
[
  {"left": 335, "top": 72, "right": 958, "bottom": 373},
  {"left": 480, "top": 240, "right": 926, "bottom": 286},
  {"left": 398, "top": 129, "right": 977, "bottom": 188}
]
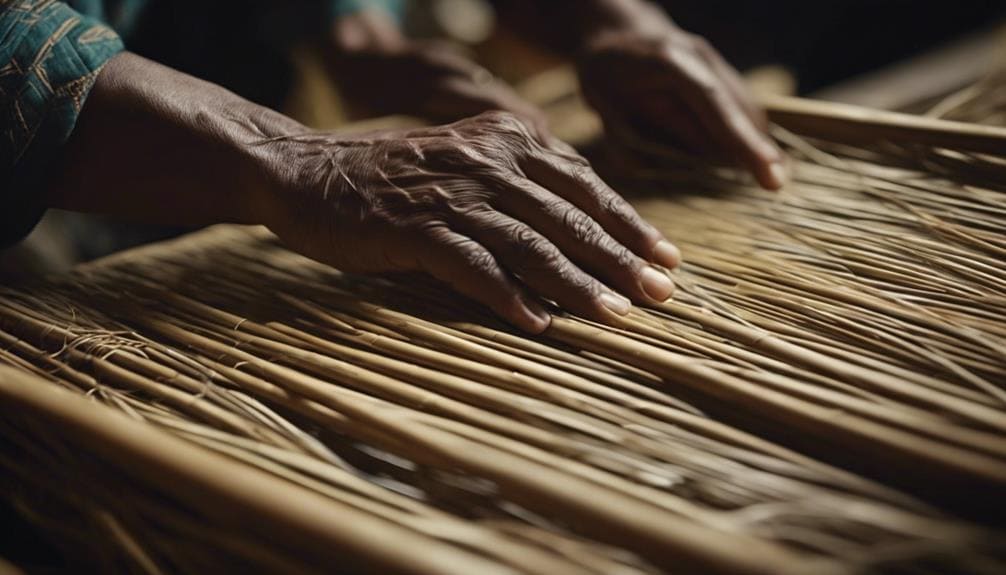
[{"left": 1, "top": 1, "right": 124, "bottom": 247}]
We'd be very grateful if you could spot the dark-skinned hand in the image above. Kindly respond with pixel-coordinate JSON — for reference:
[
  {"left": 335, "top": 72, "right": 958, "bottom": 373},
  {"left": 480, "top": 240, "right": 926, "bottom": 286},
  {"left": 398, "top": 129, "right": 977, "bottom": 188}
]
[
  {"left": 51, "top": 53, "right": 678, "bottom": 334},
  {"left": 260, "top": 111, "right": 681, "bottom": 333},
  {"left": 326, "top": 10, "right": 549, "bottom": 141},
  {"left": 577, "top": 16, "right": 786, "bottom": 190}
]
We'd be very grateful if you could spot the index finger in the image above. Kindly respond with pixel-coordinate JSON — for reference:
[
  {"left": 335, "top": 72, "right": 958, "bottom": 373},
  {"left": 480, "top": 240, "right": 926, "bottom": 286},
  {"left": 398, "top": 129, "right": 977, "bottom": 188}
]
[
  {"left": 677, "top": 65, "right": 785, "bottom": 190},
  {"left": 520, "top": 149, "right": 681, "bottom": 270},
  {"left": 692, "top": 36, "right": 770, "bottom": 132}
]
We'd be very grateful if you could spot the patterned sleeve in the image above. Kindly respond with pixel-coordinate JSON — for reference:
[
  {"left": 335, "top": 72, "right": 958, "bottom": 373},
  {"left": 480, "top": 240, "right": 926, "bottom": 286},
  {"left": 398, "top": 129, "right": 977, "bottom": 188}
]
[{"left": 0, "top": 0, "right": 123, "bottom": 247}]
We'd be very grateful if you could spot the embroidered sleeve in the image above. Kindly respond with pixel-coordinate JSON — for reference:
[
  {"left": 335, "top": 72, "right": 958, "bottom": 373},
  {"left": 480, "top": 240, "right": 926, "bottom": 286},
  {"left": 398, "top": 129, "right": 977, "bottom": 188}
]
[{"left": 1, "top": 0, "right": 123, "bottom": 247}]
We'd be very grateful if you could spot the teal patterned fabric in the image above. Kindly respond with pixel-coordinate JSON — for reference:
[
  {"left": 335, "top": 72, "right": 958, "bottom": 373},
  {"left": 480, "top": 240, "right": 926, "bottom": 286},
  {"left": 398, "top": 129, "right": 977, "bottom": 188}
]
[
  {"left": 1, "top": 0, "right": 405, "bottom": 247},
  {"left": 0, "top": 0, "right": 123, "bottom": 247}
]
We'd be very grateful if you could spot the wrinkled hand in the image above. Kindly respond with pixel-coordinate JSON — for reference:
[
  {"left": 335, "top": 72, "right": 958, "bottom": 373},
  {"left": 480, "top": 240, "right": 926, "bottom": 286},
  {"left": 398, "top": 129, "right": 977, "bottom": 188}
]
[
  {"left": 578, "top": 22, "right": 785, "bottom": 190},
  {"left": 261, "top": 112, "right": 680, "bottom": 332},
  {"left": 328, "top": 39, "right": 550, "bottom": 142}
]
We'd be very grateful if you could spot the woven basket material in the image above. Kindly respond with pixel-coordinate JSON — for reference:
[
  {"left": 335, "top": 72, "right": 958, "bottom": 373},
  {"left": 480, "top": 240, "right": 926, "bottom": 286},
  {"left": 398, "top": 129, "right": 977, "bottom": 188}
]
[{"left": 1, "top": 79, "right": 1006, "bottom": 573}]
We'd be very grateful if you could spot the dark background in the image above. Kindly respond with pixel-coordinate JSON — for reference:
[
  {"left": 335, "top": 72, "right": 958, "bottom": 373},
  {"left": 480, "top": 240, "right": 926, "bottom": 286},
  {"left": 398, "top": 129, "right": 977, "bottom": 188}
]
[{"left": 658, "top": 0, "right": 1005, "bottom": 93}]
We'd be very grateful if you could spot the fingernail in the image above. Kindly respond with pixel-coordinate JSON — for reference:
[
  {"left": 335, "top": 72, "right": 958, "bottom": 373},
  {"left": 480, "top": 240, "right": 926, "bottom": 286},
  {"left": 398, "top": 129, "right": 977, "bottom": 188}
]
[
  {"left": 520, "top": 298, "right": 552, "bottom": 333},
  {"left": 640, "top": 266, "right": 675, "bottom": 302},
  {"left": 767, "top": 161, "right": 787, "bottom": 190},
  {"left": 653, "top": 240, "right": 681, "bottom": 269},
  {"left": 599, "top": 292, "right": 632, "bottom": 316}
]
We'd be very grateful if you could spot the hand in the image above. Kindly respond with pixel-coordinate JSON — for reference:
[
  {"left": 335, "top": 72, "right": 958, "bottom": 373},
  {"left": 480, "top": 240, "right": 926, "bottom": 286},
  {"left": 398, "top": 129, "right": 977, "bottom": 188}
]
[
  {"left": 259, "top": 112, "right": 681, "bottom": 333},
  {"left": 577, "top": 20, "right": 786, "bottom": 190},
  {"left": 326, "top": 11, "right": 548, "bottom": 141}
]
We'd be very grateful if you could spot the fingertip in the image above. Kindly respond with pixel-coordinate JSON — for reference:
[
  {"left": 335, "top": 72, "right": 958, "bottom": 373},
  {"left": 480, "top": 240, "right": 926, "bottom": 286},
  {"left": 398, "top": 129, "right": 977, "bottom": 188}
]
[
  {"left": 763, "top": 161, "right": 788, "bottom": 191},
  {"left": 514, "top": 297, "right": 552, "bottom": 334},
  {"left": 652, "top": 239, "right": 682, "bottom": 269},
  {"left": 598, "top": 291, "right": 632, "bottom": 316},
  {"left": 745, "top": 134, "right": 785, "bottom": 190},
  {"left": 756, "top": 136, "right": 787, "bottom": 189},
  {"left": 640, "top": 266, "right": 675, "bottom": 302}
]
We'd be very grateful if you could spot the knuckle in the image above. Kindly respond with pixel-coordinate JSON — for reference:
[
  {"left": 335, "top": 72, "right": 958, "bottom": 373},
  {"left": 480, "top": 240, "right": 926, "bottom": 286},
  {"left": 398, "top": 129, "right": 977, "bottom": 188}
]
[
  {"left": 568, "top": 161, "right": 599, "bottom": 185},
  {"left": 516, "top": 226, "right": 548, "bottom": 255},
  {"left": 463, "top": 118, "right": 539, "bottom": 166},
  {"left": 592, "top": 183, "right": 625, "bottom": 215},
  {"left": 511, "top": 231, "right": 558, "bottom": 272},
  {"left": 479, "top": 110, "right": 522, "bottom": 130},
  {"left": 484, "top": 166, "right": 525, "bottom": 190},
  {"left": 447, "top": 196, "right": 491, "bottom": 219},
  {"left": 600, "top": 192, "right": 646, "bottom": 232},
  {"left": 463, "top": 247, "right": 500, "bottom": 276},
  {"left": 533, "top": 247, "right": 591, "bottom": 293},
  {"left": 418, "top": 185, "right": 451, "bottom": 208},
  {"left": 599, "top": 192, "right": 628, "bottom": 216},
  {"left": 559, "top": 207, "right": 599, "bottom": 243},
  {"left": 565, "top": 268, "right": 599, "bottom": 295},
  {"left": 436, "top": 143, "right": 497, "bottom": 172},
  {"left": 613, "top": 244, "right": 639, "bottom": 269},
  {"left": 477, "top": 111, "right": 536, "bottom": 146},
  {"left": 614, "top": 201, "right": 647, "bottom": 231}
]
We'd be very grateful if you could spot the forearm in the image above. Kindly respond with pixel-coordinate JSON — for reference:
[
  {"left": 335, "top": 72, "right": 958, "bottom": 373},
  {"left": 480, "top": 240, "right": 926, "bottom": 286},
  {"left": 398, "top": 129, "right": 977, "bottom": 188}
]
[{"left": 45, "top": 52, "right": 301, "bottom": 227}]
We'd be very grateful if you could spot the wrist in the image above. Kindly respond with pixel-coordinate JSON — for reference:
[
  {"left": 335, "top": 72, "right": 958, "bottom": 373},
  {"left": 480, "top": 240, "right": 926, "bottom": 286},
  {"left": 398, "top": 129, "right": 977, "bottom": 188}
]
[
  {"left": 48, "top": 52, "right": 304, "bottom": 228},
  {"left": 223, "top": 108, "right": 312, "bottom": 229}
]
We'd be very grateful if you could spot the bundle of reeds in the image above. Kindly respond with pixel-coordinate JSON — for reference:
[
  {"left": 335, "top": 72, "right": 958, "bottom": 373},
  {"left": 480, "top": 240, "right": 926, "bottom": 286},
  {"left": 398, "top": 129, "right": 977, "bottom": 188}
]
[{"left": 1, "top": 79, "right": 1005, "bottom": 573}]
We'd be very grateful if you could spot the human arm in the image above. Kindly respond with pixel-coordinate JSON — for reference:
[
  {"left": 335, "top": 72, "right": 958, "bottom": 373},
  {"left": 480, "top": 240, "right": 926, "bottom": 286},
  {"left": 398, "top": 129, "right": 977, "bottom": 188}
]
[
  {"left": 0, "top": 0, "right": 123, "bottom": 247},
  {"left": 321, "top": 5, "right": 549, "bottom": 139},
  {"left": 44, "top": 51, "right": 680, "bottom": 333},
  {"left": 492, "top": 0, "right": 786, "bottom": 190}
]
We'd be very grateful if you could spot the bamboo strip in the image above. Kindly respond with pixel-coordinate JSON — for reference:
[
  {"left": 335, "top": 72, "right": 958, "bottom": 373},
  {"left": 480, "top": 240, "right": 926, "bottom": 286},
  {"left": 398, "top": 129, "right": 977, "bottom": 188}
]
[
  {"left": 764, "top": 94, "right": 1006, "bottom": 155},
  {"left": 0, "top": 365, "right": 516, "bottom": 575}
]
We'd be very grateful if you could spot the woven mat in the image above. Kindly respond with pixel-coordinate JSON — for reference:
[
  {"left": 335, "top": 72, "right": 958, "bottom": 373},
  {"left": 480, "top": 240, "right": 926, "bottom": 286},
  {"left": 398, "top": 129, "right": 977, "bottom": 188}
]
[{"left": 2, "top": 88, "right": 1006, "bottom": 573}]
